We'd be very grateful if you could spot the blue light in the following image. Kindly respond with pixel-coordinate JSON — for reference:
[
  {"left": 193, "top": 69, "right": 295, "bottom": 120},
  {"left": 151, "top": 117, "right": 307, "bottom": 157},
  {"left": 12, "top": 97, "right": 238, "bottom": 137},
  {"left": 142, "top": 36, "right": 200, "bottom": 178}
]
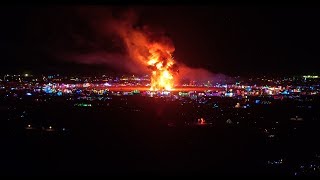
[
  {"left": 44, "top": 86, "right": 52, "bottom": 94},
  {"left": 26, "top": 93, "right": 32, "bottom": 96},
  {"left": 75, "top": 89, "right": 82, "bottom": 94},
  {"left": 255, "top": 100, "right": 261, "bottom": 104},
  {"left": 57, "top": 91, "right": 62, "bottom": 96}
]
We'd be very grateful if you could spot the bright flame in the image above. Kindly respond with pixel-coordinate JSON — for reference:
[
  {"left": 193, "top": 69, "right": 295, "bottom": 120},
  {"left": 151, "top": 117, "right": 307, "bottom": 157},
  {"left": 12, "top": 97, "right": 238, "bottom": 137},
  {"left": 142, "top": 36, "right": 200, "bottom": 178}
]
[
  {"left": 148, "top": 59, "right": 157, "bottom": 65},
  {"left": 148, "top": 48, "right": 175, "bottom": 91},
  {"left": 111, "top": 15, "right": 178, "bottom": 91}
]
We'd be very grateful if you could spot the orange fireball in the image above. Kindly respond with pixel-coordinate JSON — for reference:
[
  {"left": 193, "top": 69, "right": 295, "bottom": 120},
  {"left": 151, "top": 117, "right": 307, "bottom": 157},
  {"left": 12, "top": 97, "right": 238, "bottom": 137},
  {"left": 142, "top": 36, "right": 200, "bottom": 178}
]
[
  {"left": 147, "top": 46, "right": 175, "bottom": 91},
  {"left": 112, "top": 18, "right": 178, "bottom": 91}
]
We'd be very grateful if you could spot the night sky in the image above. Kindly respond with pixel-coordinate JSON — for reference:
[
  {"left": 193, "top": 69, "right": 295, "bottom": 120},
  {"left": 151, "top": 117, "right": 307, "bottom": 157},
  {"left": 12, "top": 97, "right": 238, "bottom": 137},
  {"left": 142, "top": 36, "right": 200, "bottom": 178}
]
[{"left": 1, "top": 5, "right": 320, "bottom": 76}]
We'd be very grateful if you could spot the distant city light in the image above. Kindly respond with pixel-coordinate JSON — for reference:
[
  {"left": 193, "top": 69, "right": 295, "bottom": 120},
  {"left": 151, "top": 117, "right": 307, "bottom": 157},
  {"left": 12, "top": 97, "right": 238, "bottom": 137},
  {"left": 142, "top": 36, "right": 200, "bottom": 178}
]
[
  {"left": 104, "top": 82, "right": 111, "bottom": 86},
  {"left": 303, "top": 75, "right": 319, "bottom": 79},
  {"left": 57, "top": 91, "right": 62, "bottom": 96}
]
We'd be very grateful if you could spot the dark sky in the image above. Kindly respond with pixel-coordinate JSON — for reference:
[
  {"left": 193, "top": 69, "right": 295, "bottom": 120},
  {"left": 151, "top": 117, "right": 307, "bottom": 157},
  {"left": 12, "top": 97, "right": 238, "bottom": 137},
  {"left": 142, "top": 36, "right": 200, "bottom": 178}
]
[{"left": 0, "top": 5, "right": 320, "bottom": 76}]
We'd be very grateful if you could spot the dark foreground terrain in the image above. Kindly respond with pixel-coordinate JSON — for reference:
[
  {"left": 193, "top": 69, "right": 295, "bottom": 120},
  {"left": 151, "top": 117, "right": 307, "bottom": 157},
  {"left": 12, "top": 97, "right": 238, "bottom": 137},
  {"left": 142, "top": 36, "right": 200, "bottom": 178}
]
[{"left": 1, "top": 95, "right": 320, "bottom": 175}]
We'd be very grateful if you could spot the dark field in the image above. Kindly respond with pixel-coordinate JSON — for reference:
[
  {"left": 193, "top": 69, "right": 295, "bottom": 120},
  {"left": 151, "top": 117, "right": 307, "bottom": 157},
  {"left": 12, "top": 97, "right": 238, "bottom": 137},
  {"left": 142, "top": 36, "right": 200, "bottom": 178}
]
[{"left": 1, "top": 95, "right": 320, "bottom": 175}]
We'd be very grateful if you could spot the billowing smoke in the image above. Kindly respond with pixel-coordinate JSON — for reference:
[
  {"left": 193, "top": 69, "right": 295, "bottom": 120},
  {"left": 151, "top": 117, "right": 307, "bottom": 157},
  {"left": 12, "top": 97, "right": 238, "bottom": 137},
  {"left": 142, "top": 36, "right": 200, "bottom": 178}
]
[
  {"left": 109, "top": 11, "right": 176, "bottom": 67},
  {"left": 64, "top": 7, "right": 176, "bottom": 76},
  {"left": 178, "top": 65, "right": 231, "bottom": 84},
  {"left": 66, "top": 51, "right": 147, "bottom": 74},
  {"left": 178, "top": 65, "right": 215, "bottom": 81},
  {"left": 63, "top": 7, "right": 225, "bottom": 84}
]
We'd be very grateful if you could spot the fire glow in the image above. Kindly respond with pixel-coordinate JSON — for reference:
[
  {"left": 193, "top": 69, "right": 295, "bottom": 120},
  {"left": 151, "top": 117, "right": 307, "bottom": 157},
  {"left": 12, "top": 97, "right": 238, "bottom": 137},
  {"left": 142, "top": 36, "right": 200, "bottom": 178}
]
[
  {"left": 66, "top": 9, "right": 216, "bottom": 91},
  {"left": 147, "top": 46, "right": 175, "bottom": 91},
  {"left": 111, "top": 16, "right": 178, "bottom": 91}
]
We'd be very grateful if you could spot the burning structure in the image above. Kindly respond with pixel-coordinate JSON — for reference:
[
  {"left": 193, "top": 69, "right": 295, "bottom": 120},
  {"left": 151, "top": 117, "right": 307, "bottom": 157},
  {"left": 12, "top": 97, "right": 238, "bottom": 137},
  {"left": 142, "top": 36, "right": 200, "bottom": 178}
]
[
  {"left": 67, "top": 8, "right": 214, "bottom": 90},
  {"left": 147, "top": 44, "right": 178, "bottom": 91},
  {"left": 111, "top": 12, "right": 179, "bottom": 91}
]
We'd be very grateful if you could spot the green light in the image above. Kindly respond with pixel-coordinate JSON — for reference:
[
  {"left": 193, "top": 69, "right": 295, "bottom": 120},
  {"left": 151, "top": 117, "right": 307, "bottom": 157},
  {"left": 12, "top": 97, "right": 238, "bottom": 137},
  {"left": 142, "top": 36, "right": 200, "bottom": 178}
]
[{"left": 74, "top": 103, "right": 92, "bottom": 107}]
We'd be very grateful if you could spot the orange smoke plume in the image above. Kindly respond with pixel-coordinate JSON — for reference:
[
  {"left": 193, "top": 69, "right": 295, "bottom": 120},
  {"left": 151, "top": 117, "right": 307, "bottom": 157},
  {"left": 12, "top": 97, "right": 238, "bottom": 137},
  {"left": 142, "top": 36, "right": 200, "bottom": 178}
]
[
  {"left": 66, "top": 8, "right": 219, "bottom": 87},
  {"left": 110, "top": 11, "right": 178, "bottom": 91}
]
